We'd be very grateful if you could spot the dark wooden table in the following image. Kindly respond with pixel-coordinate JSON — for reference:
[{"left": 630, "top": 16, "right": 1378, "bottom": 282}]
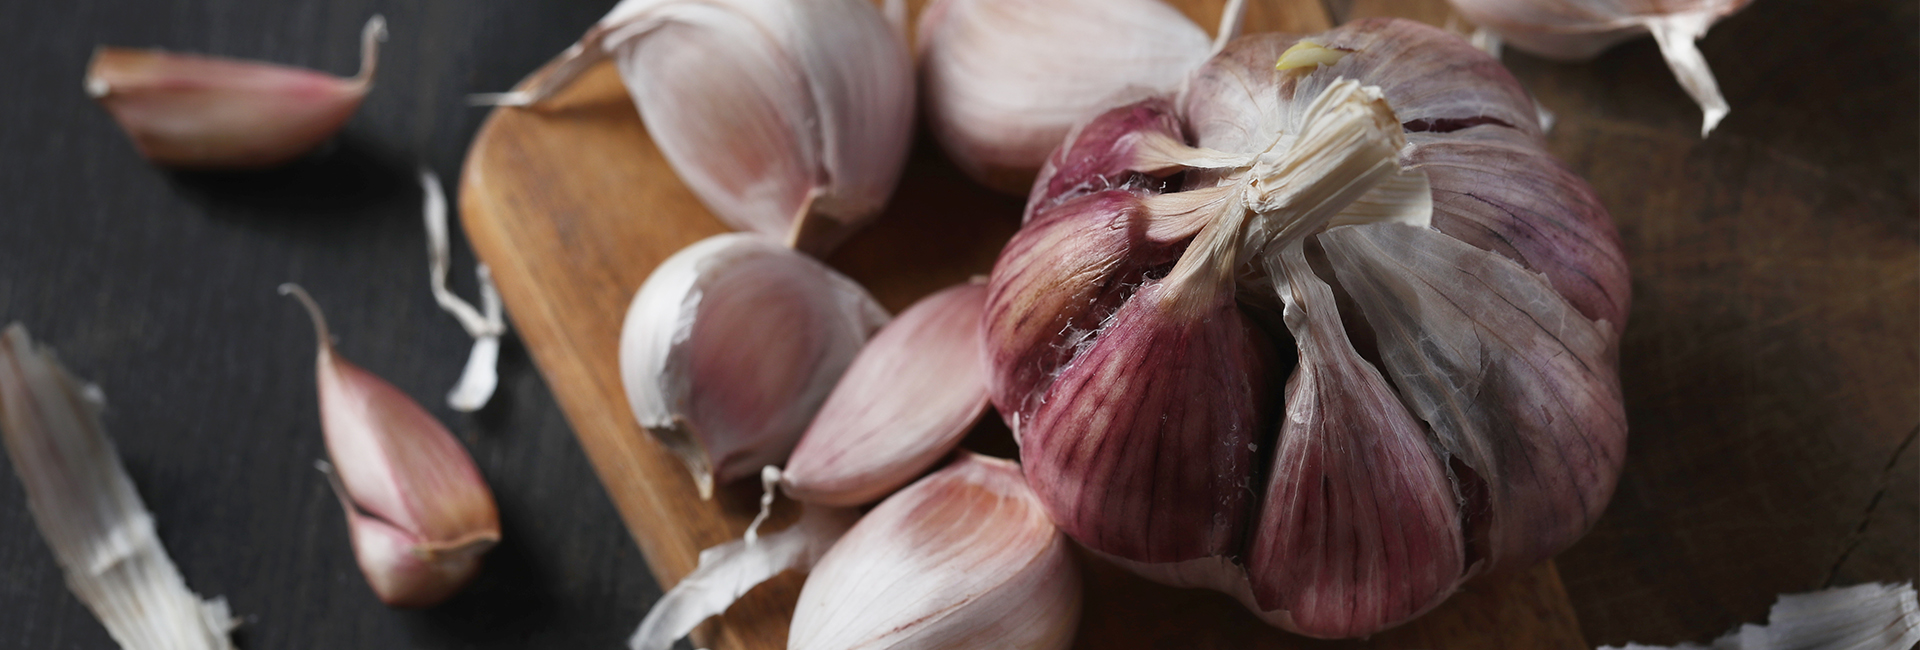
[{"left": 0, "top": 0, "right": 1912, "bottom": 649}]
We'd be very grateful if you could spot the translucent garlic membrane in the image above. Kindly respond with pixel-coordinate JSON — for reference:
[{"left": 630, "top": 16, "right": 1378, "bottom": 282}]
[
  {"left": 984, "top": 19, "right": 1630, "bottom": 638},
  {"left": 1446, "top": 0, "right": 1751, "bottom": 135}
]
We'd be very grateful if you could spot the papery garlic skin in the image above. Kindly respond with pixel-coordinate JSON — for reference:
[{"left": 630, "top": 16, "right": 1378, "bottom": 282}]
[
  {"left": 620, "top": 234, "right": 888, "bottom": 499},
  {"left": 917, "top": 0, "right": 1214, "bottom": 194},
  {"left": 0, "top": 324, "right": 237, "bottom": 649},
  {"left": 1447, "top": 0, "right": 1749, "bottom": 135},
  {"left": 788, "top": 453, "right": 1081, "bottom": 650},
  {"left": 85, "top": 16, "right": 385, "bottom": 168},
  {"left": 781, "top": 281, "right": 990, "bottom": 507},
  {"left": 985, "top": 19, "right": 1629, "bottom": 637},
  {"left": 282, "top": 284, "right": 501, "bottom": 608},
  {"left": 487, "top": 0, "right": 913, "bottom": 255}
]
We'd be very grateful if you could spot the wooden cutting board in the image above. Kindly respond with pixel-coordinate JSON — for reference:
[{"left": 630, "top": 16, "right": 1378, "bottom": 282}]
[{"left": 457, "top": 0, "right": 1588, "bottom": 647}]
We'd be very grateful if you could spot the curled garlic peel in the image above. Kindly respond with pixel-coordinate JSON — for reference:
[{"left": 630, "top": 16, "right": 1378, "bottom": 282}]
[
  {"left": 620, "top": 234, "right": 888, "bottom": 499},
  {"left": 1447, "top": 0, "right": 1748, "bottom": 135},
  {"left": 85, "top": 16, "right": 386, "bottom": 168},
  {"left": 985, "top": 19, "right": 1628, "bottom": 638},
  {"left": 484, "top": 0, "right": 913, "bottom": 255}
]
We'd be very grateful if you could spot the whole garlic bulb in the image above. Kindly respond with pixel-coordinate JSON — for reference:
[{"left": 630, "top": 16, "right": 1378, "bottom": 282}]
[
  {"left": 916, "top": 0, "right": 1219, "bottom": 195},
  {"left": 1446, "top": 0, "right": 1751, "bottom": 135},
  {"left": 488, "top": 0, "right": 914, "bottom": 255},
  {"left": 985, "top": 19, "right": 1629, "bottom": 638}
]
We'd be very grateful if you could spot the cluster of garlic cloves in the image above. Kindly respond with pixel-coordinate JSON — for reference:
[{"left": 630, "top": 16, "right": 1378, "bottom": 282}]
[
  {"left": 282, "top": 284, "right": 501, "bottom": 608},
  {"left": 86, "top": 15, "right": 386, "bottom": 168},
  {"left": 619, "top": 233, "right": 888, "bottom": 499},
  {"left": 986, "top": 19, "right": 1629, "bottom": 637},
  {"left": 1446, "top": 0, "right": 1749, "bottom": 135},
  {"left": 484, "top": 0, "right": 914, "bottom": 255}
]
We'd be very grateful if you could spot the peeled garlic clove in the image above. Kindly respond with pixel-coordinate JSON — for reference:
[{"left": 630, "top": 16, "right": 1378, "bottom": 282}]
[
  {"left": 85, "top": 16, "right": 386, "bottom": 168},
  {"left": 1444, "top": 0, "right": 1748, "bottom": 135},
  {"left": 485, "top": 0, "right": 913, "bottom": 255},
  {"left": 781, "top": 281, "right": 990, "bottom": 507},
  {"left": 917, "top": 0, "right": 1215, "bottom": 194},
  {"left": 0, "top": 325, "right": 238, "bottom": 649},
  {"left": 621, "top": 233, "right": 888, "bottom": 499},
  {"left": 789, "top": 453, "right": 1081, "bottom": 650},
  {"left": 280, "top": 284, "right": 501, "bottom": 608}
]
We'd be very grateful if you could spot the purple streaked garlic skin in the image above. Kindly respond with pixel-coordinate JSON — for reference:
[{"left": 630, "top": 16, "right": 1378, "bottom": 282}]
[
  {"left": 985, "top": 18, "right": 1629, "bottom": 638},
  {"left": 781, "top": 281, "right": 991, "bottom": 507},
  {"left": 85, "top": 16, "right": 386, "bottom": 169}
]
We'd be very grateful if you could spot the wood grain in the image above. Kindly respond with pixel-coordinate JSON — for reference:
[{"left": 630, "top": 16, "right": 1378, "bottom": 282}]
[{"left": 458, "top": 1, "right": 1591, "bottom": 648}]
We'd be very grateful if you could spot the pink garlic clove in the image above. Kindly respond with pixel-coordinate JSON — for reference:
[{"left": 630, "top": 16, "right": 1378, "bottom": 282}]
[
  {"left": 781, "top": 281, "right": 991, "bottom": 507},
  {"left": 281, "top": 284, "right": 500, "bottom": 608},
  {"left": 85, "top": 16, "right": 386, "bottom": 169}
]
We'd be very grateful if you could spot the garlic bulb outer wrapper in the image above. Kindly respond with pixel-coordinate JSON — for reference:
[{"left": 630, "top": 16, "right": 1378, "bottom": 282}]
[
  {"left": 487, "top": 0, "right": 914, "bottom": 255},
  {"left": 620, "top": 234, "right": 888, "bottom": 499},
  {"left": 85, "top": 16, "right": 385, "bottom": 168},
  {"left": 916, "top": 0, "right": 1214, "bottom": 194},
  {"left": 281, "top": 284, "right": 501, "bottom": 608},
  {"left": 788, "top": 453, "right": 1082, "bottom": 650},
  {"left": 781, "top": 281, "right": 990, "bottom": 507},
  {"left": 0, "top": 324, "right": 237, "bottom": 649}
]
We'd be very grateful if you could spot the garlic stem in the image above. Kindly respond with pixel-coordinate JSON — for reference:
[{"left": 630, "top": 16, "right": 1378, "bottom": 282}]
[
  {"left": 352, "top": 15, "right": 388, "bottom": 87},
  {"left": 419, "top": 168, "right": 508, "bottom": 412},
  {"left": 1643, "top": 11, "right": 1730, "bottom": 136}
]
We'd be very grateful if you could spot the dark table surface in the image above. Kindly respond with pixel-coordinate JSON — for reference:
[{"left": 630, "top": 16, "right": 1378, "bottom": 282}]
[{"left": 1, "top": 0, "right": 1915, "bottom": 649}]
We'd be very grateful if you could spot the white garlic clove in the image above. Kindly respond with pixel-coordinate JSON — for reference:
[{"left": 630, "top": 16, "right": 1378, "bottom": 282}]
[
  {"left": 484, "top": 0, "right": 914, "bottom": 255},
  {"left": 85, "top": 16, "right": 385, "bottom": 169},
  {"left": 620, "top": 234, "right": 888, "bottom": 499},
  {"left": 917, "top": 0, "right": 1215, "bottom": 194},
  {"left": 0, "top": 324, "right": 238, "bottom": 649},
  {"left": 281, "top": 284, "right": 501, "bottom": 608},
  {"left": 781, "top": 281, "right": 991, "bottom": 507},
  {"left": 789, "top": 453, "right": 1082, "bottom": 650}
]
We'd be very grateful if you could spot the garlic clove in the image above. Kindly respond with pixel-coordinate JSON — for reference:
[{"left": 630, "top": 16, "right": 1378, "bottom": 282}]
[
  {"left": 917, "top": 0, "right": 1215, "bottom": 194},
  {"left": 620, "top": 234, "right": 888, "bottom": 499},
  {"left": 280, "top": 284, "right": 501, "bottom": 607},
  {"left": 482, "top": 0, "right": 913, "bottom": 255},
  {"left": 781, "top": 281, "right": 990, "bottom": 507},
  {"left": 0, "top": 324, "right": 238, "bottom": 649},
  {"left": 788, "top": 452, "right": 1082, "bottom": 650},
  {"left": 85, "top": 16, "right": 386, "bottom": 169}
]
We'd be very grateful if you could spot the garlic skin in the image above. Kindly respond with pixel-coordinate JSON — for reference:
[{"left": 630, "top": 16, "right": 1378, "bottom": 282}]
[
  {"left": 0, "top": 325, "right": 238, "bottom": 649},
  {"left": 985, "top": 20, "right": 1628, "bottom": 637},
  {"left": 85, "top": 16, "right": 386, "bottom": 168},
  {"left": 1446, "top": 0, "right": 1749, "bottom": 135},
  {"left": 281, "top": 284, "right": 501, "bottom": 608},
  {"left": 788, "top": 453, "right": 1082, "bottom": 650},
  {"left": 482, "top": 0, "right": 913, "bottom": 255},
  {"left": 620, "top": 234, "right": 888, "bottom": 499},
  {"left": 916, "top": 0, "right": 1215, "bottom": 195},
  {"left": 780, "top": 281, "right": 990, "bottom": 507}
]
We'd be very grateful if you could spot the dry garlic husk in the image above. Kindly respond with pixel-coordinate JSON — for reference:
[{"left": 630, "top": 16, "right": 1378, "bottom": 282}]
[
  {"left": 620, "top": 233, "right": 888, "bottom": 499},
  {"left": 917, "top": 0, "right": 1229, "bottom": 195},
  {"left": 281, "top": 284, "right": 501, "bottom": 608},
  {"left": 482, "top": 0, "right": 913, "bottom": 255},
  {"left": 0, "top": 324, "right": 237, "bottom": 649},
  {"left": 629, "top": 504, "right": 859, "bottom": 650},
  {"left": 985, "top": 19, "right": 1629, "bottom": 638},
  {"left": 1447, "top": 0, "right": 1749, "bottom": 135},
  {"left": 1601, "top": 582, "right": 1920, "bottom": 650},
  {"left": 789, "top": 452, "right": 1082, "bottom": 650},
  {"left": 780, "top": 280, "right": 990, "bottom": 507},
  {"left": 85, "top": 16, "right": 386, "bottom": 168}
]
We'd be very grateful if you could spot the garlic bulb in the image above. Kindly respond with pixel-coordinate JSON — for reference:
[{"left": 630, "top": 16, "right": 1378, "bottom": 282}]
[
  {"left": 85, "top": 16, "right": 385, "bottom": 168},
  {"left": 480, "top": 0, "right": 913, "bottom": 255},
  {"left": 620, "top": 233, "right": 888, "bottom": 499},
  {"left": 780, "top": 280, "right": 990, "bottom": 507},
  {"left": 0, "top": 325, "right": 238, "bottom": 649},
  {"left": 281, "top": 284, "right": 501, "bottom": 608},
  {"left": 985, "top": 19, "right": 1629, "bottom": 637},
  {"left": 1446, "top": 0, "right": 1749, "bottom": 135},
  {"left": 788, "top": 452, "right": 1082, "bottom": 650},
  {"left": 916, "top": 0, "right": 1223, "bottom": 195}
]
